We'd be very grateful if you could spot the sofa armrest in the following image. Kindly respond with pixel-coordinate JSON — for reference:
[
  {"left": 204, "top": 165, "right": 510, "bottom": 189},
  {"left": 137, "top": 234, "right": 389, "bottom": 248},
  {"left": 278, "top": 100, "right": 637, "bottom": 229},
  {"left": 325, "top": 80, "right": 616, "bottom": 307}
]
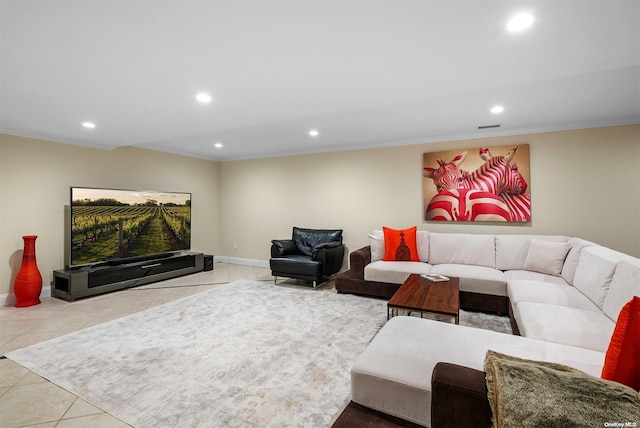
[
  {"left": 431, "top": 362, "right": 492, "bottom": 428},
  {"left": 314, "top": 241, "right": 342, "bottom": 250},
  {"left": 346, "top": 246, "right": 372, "bottom": 280},
  {"left": 271, "top": 239, "right": 298, "bottom": 257},
  {"left": 312, "top": 244, "right": 345, "bottom": 276}
]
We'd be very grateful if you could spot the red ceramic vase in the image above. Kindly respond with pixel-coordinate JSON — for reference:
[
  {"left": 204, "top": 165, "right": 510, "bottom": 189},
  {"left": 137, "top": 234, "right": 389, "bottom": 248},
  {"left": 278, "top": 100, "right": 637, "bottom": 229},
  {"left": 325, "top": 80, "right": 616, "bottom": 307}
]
[{"left": 14, "top": 235, "right": 42, "bottom": 307}]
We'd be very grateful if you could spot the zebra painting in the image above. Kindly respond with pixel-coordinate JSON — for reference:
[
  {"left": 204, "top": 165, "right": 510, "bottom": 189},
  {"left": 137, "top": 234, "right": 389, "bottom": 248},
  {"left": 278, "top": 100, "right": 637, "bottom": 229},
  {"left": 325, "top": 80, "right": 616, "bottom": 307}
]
[{"left": 423, "top": 145, "right": 531, "bottom": 222}]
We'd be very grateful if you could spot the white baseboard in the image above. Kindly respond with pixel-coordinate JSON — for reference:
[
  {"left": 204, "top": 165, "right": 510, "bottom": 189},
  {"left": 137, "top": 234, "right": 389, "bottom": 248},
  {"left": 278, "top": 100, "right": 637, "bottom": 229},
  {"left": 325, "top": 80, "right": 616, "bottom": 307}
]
[
  {"left": 1, "top": 286, "right": 52, "bottom": 307},
  {"left": 214, "top": 256, "right": 269, "bottom": 269}
]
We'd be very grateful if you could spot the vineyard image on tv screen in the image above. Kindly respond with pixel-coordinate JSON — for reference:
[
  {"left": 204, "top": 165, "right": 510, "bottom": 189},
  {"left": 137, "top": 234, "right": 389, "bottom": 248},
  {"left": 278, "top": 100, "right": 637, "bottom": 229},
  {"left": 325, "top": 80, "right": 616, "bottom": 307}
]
[{"left": 70, "top": 187, "right": 191, "bottom": 267}]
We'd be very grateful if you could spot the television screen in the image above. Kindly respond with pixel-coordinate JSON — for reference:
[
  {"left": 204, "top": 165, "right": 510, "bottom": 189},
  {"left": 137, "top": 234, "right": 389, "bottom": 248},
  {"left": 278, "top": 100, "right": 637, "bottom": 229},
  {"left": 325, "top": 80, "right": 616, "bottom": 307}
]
[{"left": 70, "top": 187, "right": 191, "bottom": 267}]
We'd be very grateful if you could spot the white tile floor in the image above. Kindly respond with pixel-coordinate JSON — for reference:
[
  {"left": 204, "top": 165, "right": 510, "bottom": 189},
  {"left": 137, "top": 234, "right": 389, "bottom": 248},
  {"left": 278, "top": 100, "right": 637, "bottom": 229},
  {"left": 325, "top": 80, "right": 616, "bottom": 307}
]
[{"left": 0, "top": 263, "right": 329, "bottom": 428}]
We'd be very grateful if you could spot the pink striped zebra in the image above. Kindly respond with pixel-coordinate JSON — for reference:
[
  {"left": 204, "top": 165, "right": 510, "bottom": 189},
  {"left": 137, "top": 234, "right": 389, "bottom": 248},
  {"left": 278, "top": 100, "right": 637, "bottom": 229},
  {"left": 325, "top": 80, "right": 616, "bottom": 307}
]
[
  {"left": 464, "top": 147, "right": 528, "bottom": 196},
  {"left": 424, "top": 146, "right": 531, "bottom": 222},
  {"left": 465, "top": 147, "right": 531, "bottom": 221},
  {"left": 425, "top": 188, "right": 511, "bottom": 221}
]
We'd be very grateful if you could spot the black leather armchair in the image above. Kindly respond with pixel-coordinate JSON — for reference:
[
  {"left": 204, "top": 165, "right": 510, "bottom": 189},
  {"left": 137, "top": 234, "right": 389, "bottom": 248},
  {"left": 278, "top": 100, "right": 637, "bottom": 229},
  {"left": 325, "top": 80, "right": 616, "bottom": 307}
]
[{"left": 270, "top": 227, "right": 345, "bottom": 288}]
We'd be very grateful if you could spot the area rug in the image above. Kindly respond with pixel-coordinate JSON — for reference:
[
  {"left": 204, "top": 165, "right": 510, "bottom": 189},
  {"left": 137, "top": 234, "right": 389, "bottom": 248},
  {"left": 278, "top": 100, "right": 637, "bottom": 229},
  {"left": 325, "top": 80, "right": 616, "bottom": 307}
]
[
  {"left": 6, "top": 281, "right": 512, "bottom": 427},
  {"left": 6, "top": 281, "right": 388, "bottom": 427}
]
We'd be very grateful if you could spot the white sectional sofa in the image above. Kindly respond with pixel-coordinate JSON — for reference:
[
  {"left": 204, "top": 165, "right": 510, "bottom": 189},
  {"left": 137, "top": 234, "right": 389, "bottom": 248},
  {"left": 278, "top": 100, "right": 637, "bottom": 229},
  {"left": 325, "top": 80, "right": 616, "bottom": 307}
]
[{"left": 335, "top": 230, "right": 640, "bottom": 427}]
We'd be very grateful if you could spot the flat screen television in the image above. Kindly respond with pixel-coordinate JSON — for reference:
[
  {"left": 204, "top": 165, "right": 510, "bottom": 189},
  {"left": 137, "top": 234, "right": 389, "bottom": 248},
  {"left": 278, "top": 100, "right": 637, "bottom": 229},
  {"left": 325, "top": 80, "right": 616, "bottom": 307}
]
[{"left": 69, "top": 187, "right": 191, "bottom": 268}]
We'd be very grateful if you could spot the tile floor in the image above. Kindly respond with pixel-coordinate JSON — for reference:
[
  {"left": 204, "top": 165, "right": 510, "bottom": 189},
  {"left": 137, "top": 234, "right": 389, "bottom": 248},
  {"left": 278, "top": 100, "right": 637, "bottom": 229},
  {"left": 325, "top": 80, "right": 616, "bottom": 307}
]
[{"left": 0, "top": 263, "right": 324, "bottom": 428}]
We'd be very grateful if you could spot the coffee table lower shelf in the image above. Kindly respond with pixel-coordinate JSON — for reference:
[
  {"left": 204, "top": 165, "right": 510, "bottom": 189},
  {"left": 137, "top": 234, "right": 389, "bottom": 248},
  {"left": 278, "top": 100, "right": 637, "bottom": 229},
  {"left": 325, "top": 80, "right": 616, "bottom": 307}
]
[{"left": 386, "top": 307, "right": 459, "bottom": 323}]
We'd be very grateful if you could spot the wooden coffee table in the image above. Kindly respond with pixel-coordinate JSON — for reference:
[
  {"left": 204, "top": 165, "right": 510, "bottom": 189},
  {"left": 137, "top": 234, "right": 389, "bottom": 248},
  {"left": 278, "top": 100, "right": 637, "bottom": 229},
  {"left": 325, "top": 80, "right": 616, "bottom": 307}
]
[{"left": 387, "top": 274, "right": 460, "bottom": 323}]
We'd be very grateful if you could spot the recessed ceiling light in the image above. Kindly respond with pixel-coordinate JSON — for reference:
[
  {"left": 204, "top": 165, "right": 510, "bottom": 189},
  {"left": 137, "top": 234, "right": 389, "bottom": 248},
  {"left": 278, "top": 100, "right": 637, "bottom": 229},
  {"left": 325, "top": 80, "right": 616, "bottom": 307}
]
[
  {"left": 309, "top": 129, "right": 319, "bottom": 137},
  {"left": 507, "top": 13, "right": 535, "bottom": 32},
  {"left": 214, "top": 142, "right": 223, "bottom": 148},
  {"left": 491, "top": 105, "right": 505, "bottom": 114},
  {"left": 82, "top": 122, "right": 96, "bottom": 129},
  {"left": 196, "top": 93, "right": 212, "bottom": 103}
]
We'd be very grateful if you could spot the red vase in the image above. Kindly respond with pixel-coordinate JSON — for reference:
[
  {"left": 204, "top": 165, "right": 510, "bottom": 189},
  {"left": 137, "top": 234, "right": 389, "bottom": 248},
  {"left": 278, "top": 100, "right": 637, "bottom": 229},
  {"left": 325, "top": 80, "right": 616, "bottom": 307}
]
[{"left": 14, "top": 235, "right": 42, "bottom": 307}]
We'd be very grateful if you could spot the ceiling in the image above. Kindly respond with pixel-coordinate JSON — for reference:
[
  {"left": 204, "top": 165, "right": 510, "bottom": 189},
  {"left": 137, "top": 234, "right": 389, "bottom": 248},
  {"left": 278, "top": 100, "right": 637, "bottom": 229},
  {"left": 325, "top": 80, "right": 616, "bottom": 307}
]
[{"left": 1, "top": 1, "right": 638, "bottom": 162}]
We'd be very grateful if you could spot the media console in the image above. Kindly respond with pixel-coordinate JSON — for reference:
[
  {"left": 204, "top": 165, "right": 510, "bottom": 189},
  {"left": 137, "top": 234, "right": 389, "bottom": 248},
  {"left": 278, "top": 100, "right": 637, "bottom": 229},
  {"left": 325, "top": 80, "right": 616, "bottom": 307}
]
[{"left": 52, "top": 252, "right": 206, "bottom": 301}]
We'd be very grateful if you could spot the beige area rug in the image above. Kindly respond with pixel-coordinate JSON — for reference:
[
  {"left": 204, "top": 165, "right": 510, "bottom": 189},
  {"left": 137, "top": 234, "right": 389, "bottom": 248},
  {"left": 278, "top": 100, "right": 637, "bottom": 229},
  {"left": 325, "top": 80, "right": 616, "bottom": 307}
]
[
  {"left": 7, "top": 280, "right": 512, "bottom": 427},
  {"left": 7, "top": 280, "right": 388, "bottom": 427}
]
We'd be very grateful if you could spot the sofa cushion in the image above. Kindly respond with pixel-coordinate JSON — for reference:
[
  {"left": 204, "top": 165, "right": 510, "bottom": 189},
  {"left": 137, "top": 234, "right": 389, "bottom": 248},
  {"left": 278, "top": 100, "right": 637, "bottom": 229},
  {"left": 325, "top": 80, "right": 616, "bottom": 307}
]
[
  {"left": 369, "top": 232, "right": 384, "bottom": 262},
  {"left": 507, "top": 280, "right": 599, "bottom": 310},
  {"left": 429, "top": 232, "right": 495, "bottom": 268},
  {"left": 484, "top": 350, "right": 640, "bottom": 428},
  {"left": 561, "top": 237, "right": 596, "bottom": 285},
  {"left": 369, "top": 230, "right": 429, "bottom": 263},
  {"left": 513, "top": 302, "right": 615, "bottom": 352},
  {"left": 572, "top": 246, "right": 620, "bottom": 309},
  {"left": 495, "top": 234, "right": 568, "bottom": 271},
  {"left": 504, "top": 270, "right": 568, "bottom": 284},
  {"left": 430, "top": 264, "right": 507, "bottom": 296},
  {"left": 602, "top": 259, "right": 640, "bottom": 321},
  {"left": 601, "top": 296, "right": 640, "bottom": 391},
  {"left": 382, "top": 226, "right": 419, "bottom": 262},
  {"left": 351, "top": 317, "right": 606, "bottom": 427},
  {"left": 364, "top": 260, "right": 431, "bottom": 284},
  {"left": 522, "top": 238, "right": 571, "bottom": 276}
]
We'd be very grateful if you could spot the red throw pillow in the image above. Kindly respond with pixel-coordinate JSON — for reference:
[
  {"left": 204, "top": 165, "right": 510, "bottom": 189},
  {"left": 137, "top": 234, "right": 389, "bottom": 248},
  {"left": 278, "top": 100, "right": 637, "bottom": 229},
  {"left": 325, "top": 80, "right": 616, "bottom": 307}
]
[
  {"left": 601, "top": 296, "right": 640, "bottom": 391},
  {"left": 382, "top": 226, "right": 419, "bottom": 262}
]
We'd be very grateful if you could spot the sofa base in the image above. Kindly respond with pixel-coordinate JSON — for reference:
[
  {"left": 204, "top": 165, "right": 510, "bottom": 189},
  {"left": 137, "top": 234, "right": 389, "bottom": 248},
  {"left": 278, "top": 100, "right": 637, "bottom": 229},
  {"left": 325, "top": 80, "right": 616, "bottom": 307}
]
[
  {"left": 460, "top": 291, "right": 509, "bottom": 315},
  {"left": 338, "top": 363, "right": 492, "bottom": 428},
  {"left": 332, "top": 401, "right": 424, "bottom": 428},
  {"left": 335, "top": 270, "right": 399, "bottom": 299},
  {"left": 336, "top": 270, "right": 508, "bottom": 314}
]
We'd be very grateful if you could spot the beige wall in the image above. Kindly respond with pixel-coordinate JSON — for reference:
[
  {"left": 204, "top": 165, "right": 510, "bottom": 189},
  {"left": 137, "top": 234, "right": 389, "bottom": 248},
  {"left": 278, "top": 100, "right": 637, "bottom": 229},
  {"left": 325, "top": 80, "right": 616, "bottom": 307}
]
[
  {"left": 0, "top": 134, "right": 220, "bottom": 297},
  {"left": 219, "top": 125, "right": 640, "bottom": 261},
  {"left": 2, "top": 124, "right": 639, "bottom": 300}
]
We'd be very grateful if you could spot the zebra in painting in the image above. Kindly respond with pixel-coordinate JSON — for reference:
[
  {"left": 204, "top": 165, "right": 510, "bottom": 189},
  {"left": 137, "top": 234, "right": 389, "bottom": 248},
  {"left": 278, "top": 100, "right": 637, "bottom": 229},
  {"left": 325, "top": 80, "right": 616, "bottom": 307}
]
[
  {"left": 423, "top": 151, "right": 468, "bottom": 193},
  {"left": 463, "top": 146, "right": 531, "bottom": 222},
  {"left": 425, "top": 188, "right": 512, "bottom": 222},
  {"left": 464, "top": 147, "right": 528, "bottom": 196},
  {"left": 423, "top": 146, "right": 531, "bottom": 222}
]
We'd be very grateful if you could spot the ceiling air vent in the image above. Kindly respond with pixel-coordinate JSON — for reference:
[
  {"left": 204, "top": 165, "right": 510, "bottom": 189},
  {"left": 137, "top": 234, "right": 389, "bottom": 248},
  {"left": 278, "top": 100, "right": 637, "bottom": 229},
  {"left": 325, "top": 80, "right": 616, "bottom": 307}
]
[{"left": 478, "top": 124, "right": 501, "bottom": 130}]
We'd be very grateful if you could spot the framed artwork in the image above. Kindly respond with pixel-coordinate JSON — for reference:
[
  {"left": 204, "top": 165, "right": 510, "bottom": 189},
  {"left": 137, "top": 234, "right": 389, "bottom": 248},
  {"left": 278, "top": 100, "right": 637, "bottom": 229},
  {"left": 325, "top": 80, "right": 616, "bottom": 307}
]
[{"left": 423, "top": 144, "right": 531, "bottom": 222}]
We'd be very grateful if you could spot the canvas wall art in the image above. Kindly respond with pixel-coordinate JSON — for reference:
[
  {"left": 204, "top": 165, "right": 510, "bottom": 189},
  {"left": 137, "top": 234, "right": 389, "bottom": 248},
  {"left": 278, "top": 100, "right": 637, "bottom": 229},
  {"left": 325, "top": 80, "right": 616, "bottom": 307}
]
[{"left": 423, "top": 144, "right": 531, "bottom": 222}]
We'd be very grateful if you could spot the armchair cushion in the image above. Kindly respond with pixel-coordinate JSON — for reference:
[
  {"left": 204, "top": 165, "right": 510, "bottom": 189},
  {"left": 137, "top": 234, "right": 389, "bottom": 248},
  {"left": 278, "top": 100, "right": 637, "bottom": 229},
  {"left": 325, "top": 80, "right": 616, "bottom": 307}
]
[
  {"left": 271, "top": 256, "right": 322, "bottom": 277},
  {"left": 292, "top": 227, "right": 342, "bottom": 256}
]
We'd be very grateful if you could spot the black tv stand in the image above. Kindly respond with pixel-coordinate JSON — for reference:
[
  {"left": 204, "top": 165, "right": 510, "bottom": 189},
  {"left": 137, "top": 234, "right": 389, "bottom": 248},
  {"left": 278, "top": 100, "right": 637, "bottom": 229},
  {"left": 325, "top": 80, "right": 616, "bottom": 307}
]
[
  {"left": 52, "top": 252, "right": 205, "bottom": 301},
  {"left": 105, "top": 252, "right": 174, "bottom": 267}
]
